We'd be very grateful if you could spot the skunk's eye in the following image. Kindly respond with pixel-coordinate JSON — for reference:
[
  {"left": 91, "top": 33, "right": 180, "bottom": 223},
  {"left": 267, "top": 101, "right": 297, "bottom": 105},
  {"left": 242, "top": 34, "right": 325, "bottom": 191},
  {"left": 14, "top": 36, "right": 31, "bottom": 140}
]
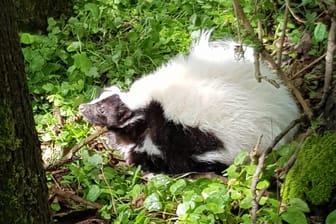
[{"left": 97, "top": 105, "right": 105, "bottom": 114}]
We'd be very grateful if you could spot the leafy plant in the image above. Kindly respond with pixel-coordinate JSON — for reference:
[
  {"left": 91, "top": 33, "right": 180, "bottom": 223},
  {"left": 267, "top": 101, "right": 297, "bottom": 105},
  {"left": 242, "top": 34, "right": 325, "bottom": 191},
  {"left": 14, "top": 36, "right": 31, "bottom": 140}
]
[{"left": 21, "top": 0, "right": 331, "bottom": 223}]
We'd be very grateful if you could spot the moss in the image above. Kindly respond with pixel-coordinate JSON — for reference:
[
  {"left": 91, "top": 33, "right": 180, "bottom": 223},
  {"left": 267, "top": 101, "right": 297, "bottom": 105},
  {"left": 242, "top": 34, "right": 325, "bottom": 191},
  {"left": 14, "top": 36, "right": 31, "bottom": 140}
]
[
  {"left": 281, "top": 132, "right": 336, "bottom": 205},
  {"left": 0, "top": 99, "right": 21, "bottom": 161}
]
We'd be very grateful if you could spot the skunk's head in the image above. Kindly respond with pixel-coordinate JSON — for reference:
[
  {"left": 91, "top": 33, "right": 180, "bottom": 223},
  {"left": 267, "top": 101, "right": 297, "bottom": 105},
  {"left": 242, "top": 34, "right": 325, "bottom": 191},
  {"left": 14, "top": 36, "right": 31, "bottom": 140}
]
[{"left": 79, "top": 87, "right": 142, "bottom": 128}]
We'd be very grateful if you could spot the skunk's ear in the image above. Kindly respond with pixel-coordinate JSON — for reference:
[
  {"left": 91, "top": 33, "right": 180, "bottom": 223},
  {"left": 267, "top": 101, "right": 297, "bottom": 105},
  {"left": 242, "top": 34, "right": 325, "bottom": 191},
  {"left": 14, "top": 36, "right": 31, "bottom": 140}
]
[
  {"left": 103, "top": 94, "right": 143, "bottom": 128},
  {"left": 117, "top": 104, "right": 133, "bottom": 125}
]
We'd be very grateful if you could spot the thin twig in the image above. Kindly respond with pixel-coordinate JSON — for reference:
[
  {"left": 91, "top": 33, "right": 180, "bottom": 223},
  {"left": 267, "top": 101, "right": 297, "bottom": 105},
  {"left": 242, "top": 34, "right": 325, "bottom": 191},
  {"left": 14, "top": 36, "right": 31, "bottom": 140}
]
[
  {"left": 290, "top": 53, "right": 326, "bottom": 80},
  {"left": 231, "top": 0, "right": 313, "bottom": 118},
  {"left": 46, "top": 127, "right": 109, "bottom": 171},
  {"left": 285, "top": 0, "right": 305, "bottom": 24},
  {"left": 264, "top": 116, "right": 302, "bottom": 155},
  {"left": 262, "top": 52, "right": 313, "bottom": 118},
  {"left": 251, "top": 149, "right": 267, "bottom": 224},
  {"left": 318, "top": 18, "right": 336, "bottom": 109},
  {"left": 100, "top": 166, "right": 117, "bottom": 214},
  {"left": 250, "top": 135, "right": 263, "bottom": 164},
  {"left": 232, "top": 0, "right": 254, "bottom": 34},
  {"left": 52, "top": 188, "right": 103, "bottom": 209},
  {"left": 277, "top": 4, "right": 289, "bottom": 66},
  {"left": 250, "top": 116, "right": 302, "bottom": 224},
  {"left": 254, "top": 50, "right": 262, "bottom": 82}
]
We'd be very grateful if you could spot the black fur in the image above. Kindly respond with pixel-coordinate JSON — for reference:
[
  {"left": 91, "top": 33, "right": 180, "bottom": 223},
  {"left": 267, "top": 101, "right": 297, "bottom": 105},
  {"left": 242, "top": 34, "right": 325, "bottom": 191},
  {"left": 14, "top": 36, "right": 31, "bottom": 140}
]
[{"left": 80, "top": 96, "right": 227, "bottom": 174}]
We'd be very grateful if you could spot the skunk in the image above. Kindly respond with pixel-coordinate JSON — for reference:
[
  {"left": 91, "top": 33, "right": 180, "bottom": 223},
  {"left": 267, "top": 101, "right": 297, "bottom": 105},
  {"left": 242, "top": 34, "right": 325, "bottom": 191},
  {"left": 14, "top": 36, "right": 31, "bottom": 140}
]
[{"left": 79, "top": 31, "right": 300, "bottom": 174}]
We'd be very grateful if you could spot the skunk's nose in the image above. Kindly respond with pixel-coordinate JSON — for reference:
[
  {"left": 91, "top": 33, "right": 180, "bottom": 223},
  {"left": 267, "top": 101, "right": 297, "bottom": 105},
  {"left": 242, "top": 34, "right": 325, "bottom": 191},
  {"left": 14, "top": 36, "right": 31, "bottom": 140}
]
[{"left": 78, "top": 104, "right": 86, "bottom": 112}]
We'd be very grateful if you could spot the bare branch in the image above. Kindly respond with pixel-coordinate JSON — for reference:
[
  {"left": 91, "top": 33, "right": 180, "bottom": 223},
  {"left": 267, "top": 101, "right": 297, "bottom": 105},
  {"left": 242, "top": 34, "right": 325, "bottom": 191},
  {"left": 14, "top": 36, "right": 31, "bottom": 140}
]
[
  {"left": 285, "top": 0, "right": 305, "bottom": 24},
  {"left": 52, "top": 188, "right": 103, "bottom": 209},
  {"left": 231, "top": 0, "right": 313, "bottom": 118},
  {"left": 250, "top": 116, "right": 302, "bottom": 223},
  {"left": 46, "top": 127, "right": 109, "bottom": 171},
  {"left": 291, "top": 53, "right": 326, "bottom": 80},
  {"left": 277, "top": 5, "right": 289, "bottom": 66},
  {"left": 318, "top": 18, "right": 336, "bottom": 108}
]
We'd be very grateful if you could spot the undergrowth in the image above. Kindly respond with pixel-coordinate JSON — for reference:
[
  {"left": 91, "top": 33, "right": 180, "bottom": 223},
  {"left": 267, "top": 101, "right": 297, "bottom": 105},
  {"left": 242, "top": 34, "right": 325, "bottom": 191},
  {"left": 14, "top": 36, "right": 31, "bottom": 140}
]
[{"left": 21, "top": 0, "right": 336, "bottom": 223}]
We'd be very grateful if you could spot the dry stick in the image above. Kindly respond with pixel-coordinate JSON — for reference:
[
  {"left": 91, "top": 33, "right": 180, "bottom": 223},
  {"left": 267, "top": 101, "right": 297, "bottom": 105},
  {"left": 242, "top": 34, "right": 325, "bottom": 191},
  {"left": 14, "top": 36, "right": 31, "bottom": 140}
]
[
  {"left": 231, "top": 0, "right": 313, "bottom": 118},
  {"left": 250, "top": 117, "right": 302, "bottom": 224},
  {"left": 285, "top": 0, "right": 305, "bottom": 24},
  {"left": 250, "top": 135, "right": 263, "bottom": 164},
  {"left": 232, "top": 0, "right": 262, "bottom": 82},
  {"left": 291, "top": 53, "right": 326, "bottom": 80},
  {"left": 318, "top": 18, "right": 336, "bottom": 109},
  {"left": 46, "top": 127, "right": 109, "bottom": 171},
  {"left": 262, "top": 52, "right": 313, "bottom": 118},
  {"left": 53, "top": 188, "right": 103, "bottom": 209},
  {"left": 277, "top": 4, "right": 289, "bottom": 67}
]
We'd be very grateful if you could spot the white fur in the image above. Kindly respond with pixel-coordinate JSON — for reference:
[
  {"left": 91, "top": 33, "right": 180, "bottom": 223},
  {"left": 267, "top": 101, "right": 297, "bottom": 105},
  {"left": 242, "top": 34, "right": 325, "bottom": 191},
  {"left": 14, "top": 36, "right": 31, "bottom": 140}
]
[
  {"left": 115, "top": 31, "right": 300, "bottom": 164},
  {"left": 134, "top": 136, "right": 163, "bottom": 157},
  {"left": 88, "top": 86, "right": 121, "bottom": 104}
]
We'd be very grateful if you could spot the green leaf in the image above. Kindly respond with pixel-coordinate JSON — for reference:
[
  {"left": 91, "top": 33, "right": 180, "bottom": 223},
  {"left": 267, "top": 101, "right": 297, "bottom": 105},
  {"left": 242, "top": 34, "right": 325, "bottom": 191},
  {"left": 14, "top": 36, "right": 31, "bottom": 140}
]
[
  {"left": 42, "top": 83, "right": 55, "bottom": 93},
  {"left": 150, "top": 174, "right": 171, "bottom": 189},
  {"left": 73, "top": 53, "right": 92, "bottom": 73},
  {"left": 87, "top": 154, "right": 103, "bottom": 166},
  {"left": 206, "top": 202, "right": 224, "bottom": 214},
  {"left": 50, "top": 202, "right": 61, "bottom": 211},
  {"left": 30, "top": 53, "right": 45, "bottom": 72},
  {"left": 169, "top": 179, "right": 187, "bottom": 195},
  {"left": 20, "top": 33, "right": 35, "bottom": 44},
  {"left": 256, "top": 180, "right": 270, "bottom": 190},
  {"left": 314, "top": 22, "right": 328, "bottom": 42},
  {"left": 326, "top": 209, "right": 336, "bottom": 224},
  {"left": 281, "top": 207, "right": 308, "bottom": 224},
  {"left": 143, "top": 192, "right": 162, "bottom": 211},
  {"left": 240, "top": 196, "right": 252, "bottom": 209},
  {"left": 86, "top": 184, "right": 101, "bottom": 201},
  {"left": 176, "top": 202, "right": 190, "bottom": 216},
  {"left": 288, "top": 198, "right": 310, "bottom": 213},
  {"left": 225, "top": 165, "right": 239, "bottom": 178},
  {"left": 86, "top": 67, "right": 99, "bottom": 77},
  {"left": 202, "top": 183, "right": 226, "bottom": 199},
  {"left": 230, "top": 189, "right": 242, "bottom": 200},
  {"left": 67, "top": 41, "right": 82, "bottom": 52},
  {"left": 102, "top": 167, "right": 117, "bottom": 179},
  {"left": 234, "top": 151, "right": 249, "bottom": 165},
  {"left": 84, "top": 3, "right": 99, "bottom": 18}
]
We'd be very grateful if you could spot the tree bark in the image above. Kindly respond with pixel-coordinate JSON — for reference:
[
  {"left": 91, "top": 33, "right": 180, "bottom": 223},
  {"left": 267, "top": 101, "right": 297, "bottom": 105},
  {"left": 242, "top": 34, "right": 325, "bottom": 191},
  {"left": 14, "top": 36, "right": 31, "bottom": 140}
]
[
  {"left": 0, "top": 0, "right": 51, "bottom": 223},
  {"left": 14, "top": 0, "right": 74, "bottom": 32}
]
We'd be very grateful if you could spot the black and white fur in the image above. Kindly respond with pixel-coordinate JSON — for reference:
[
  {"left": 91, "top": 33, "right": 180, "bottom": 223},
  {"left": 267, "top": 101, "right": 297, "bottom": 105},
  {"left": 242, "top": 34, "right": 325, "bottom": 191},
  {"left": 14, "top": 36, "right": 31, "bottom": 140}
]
[{"left": 79, "top": 31, "right": 300, "bottom": 174}]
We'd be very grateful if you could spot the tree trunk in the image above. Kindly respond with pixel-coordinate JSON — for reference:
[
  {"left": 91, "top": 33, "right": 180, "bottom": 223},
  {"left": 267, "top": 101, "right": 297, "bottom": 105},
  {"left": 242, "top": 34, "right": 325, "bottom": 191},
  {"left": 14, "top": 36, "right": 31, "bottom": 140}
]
[
  {"left": 0, "top": 0, "right": 51, "bottom": 223},
  {"left": 14, "top": 0, "right": 74, "bottom": 32}
]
